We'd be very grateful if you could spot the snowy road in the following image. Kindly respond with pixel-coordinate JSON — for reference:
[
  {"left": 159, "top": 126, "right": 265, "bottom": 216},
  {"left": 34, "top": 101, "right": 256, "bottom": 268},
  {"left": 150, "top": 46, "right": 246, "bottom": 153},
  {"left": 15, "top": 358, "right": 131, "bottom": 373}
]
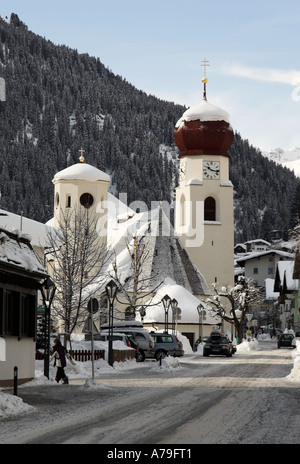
[{"left": 1, "top": 341, "right": 300, "bottom": 445}]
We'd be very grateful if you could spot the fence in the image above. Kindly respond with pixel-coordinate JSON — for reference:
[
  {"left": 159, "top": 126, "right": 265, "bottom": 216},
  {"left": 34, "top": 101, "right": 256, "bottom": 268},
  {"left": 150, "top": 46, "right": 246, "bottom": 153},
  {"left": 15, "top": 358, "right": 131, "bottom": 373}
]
[
  {"left": 36, "top": 349, "right": 135, "bottom": 362},
  {"left": 69, "top": 350, "right": 104, "bottom": 361}
]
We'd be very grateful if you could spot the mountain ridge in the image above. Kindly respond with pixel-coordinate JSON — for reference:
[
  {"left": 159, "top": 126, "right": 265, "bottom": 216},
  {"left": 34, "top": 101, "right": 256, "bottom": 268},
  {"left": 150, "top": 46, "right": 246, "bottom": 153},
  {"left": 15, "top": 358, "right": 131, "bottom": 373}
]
[{"left": 0, "top": 13, "right": 299, "bottom": 243}]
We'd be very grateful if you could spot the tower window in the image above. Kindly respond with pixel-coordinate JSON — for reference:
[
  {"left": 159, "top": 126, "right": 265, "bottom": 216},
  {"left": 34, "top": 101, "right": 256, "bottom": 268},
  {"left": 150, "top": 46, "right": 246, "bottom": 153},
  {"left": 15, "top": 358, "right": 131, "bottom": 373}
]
[
  {"left": 66, "top": 195, "right": 71, "bottom": 208},
  {"left": 55, "top": 192, "right": 59, "bottom": 208},
  {"left": 204, "top": 196, "right": 216, "bottom": 221},
  {"left": 80, "top": 192, "right": 94, "bottom": 209}
]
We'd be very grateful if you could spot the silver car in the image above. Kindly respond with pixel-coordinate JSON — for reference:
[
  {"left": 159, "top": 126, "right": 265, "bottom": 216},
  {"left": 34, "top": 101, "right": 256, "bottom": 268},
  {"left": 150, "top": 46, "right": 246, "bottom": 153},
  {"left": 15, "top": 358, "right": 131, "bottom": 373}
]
[
  {"left": 150, "top": 332, "right": 184, "bottom": 360},
  {"left": 101, "top": 322, "right": 154, "bottom": 360}
]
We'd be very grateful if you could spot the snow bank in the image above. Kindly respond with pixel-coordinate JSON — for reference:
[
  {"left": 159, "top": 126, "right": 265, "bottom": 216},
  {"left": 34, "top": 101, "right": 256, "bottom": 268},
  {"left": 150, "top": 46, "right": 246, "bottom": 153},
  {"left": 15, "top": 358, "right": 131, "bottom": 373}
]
[
  {"left": 237, "top": 338, "right": 260, "bottom": 352},
  {"left": 150, "top": 356, "right": 181, "bottom": 372},
  {"left": 287, "top": 340, "right": 300, "bottom": 381},
  {"left": 0, "top": 392, "right": 34, "bottom": 418}
]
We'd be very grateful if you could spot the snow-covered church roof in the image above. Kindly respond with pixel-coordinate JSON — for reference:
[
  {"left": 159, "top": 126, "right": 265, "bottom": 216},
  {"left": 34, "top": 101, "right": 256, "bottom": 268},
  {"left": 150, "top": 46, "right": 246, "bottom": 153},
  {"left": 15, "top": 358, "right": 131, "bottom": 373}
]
[
  {"left": 107, "top": 204, "right": 210, "bottom": 297},
  {"left": 176, "top": 99, "right": 230, "bottom": 129},
  {"left": 53, "top": 162, "right": 110, "bottom": 183}
]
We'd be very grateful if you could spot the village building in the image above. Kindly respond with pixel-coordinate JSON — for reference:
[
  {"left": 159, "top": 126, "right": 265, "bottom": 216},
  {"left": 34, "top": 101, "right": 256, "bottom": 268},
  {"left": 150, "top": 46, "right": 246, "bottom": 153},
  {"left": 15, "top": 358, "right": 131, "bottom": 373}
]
[
  {"left": 0, "top": 228, "right": 47, "bottom": 386},
  {"left": 236, "top": 250, "right": 294, "bottom": 287}
]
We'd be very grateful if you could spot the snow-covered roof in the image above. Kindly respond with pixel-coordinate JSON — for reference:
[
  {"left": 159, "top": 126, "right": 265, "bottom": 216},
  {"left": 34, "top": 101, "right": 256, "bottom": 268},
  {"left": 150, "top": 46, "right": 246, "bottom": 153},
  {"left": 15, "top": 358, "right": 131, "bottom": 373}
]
[
  {"left": 0, "top": 229, "right": 47, "bottom": 277},
  {"left": 276, "top": 260, "right": 298, "bottom": 292},
  {"left": 175, "top": 99, "right": 230, "bottom": 128},
  {"left": 0, "top": 209, "right": 53, "bottom": 247},
  {"left": 245, "top": 239, "right": 271, "bottom": 246},
  {"left": 265, "top": 278, "right": 279, "bottom": 300},
  {"left": 53, "top": 163, "right": 110, "bottom": 183},
  {"left": 107, "top": 205, "right": 210, "bottom": 297},
  {"left": 137, "top": 277, "right": 219, "bottom": 325},
  {"left": 236, "top": 249, "right": 294, "bottom": 265}
]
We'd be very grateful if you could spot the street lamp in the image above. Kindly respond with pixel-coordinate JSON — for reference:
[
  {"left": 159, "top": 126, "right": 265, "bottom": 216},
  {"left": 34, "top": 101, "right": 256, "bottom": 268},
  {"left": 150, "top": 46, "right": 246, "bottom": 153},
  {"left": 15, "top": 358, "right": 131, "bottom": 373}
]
[
  {"left": 40, "top": 277, "right": 56, "bottom": 379},
  {"left": 139, "top": 307, "right": 146, "bottom": 323},
  {"left": 197, "top": 303, "right": 206, "bottom": 344},
  {"left": 105, "top": 280, "right": 118, "bottom": 367},
  {"left": 161, "top": 294, "right": 171, "bottom": 332}
]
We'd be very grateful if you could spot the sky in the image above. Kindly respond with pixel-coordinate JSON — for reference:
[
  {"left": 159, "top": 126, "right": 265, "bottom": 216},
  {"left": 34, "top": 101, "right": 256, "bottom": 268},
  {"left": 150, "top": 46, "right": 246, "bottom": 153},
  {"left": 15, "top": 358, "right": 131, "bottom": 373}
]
[{"left": 1, "top": 0, "right": 300, "bottom": 152}]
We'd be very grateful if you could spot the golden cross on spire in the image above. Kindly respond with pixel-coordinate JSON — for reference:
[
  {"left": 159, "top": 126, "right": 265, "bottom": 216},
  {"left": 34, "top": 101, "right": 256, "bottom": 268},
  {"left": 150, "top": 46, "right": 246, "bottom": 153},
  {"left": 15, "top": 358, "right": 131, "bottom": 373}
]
[
  {"left": 79, "top": 147, "right": 85, "bottom": 163},
  {"left": 201, "top": 58, "right": 209, "bottom": 83},
  {"left": 201, "top": 58, "right": 209, "bottom": 100}
]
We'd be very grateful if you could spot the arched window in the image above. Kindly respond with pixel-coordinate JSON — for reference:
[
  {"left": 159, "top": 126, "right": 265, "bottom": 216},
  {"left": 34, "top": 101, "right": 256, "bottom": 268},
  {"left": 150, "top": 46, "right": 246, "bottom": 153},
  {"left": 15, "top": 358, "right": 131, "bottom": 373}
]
[
  {"left": 55, "top": 192, "right": 59, "bottom": 209},
  {"left": 204, "top": 196, "right": 216, "bottom": 221}
]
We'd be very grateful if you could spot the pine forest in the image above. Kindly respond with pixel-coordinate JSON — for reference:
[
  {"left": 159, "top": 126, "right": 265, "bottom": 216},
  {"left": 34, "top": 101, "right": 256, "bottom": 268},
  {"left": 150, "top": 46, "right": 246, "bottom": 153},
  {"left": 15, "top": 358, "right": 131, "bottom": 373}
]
[{"left": 0, "top": 14, "right": 299, "bottom": 243}]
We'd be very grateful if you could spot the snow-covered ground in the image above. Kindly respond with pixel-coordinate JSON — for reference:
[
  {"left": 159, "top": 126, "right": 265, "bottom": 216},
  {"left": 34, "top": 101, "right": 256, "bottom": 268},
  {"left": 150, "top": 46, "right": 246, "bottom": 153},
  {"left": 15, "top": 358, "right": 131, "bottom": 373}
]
[{"left": 1, "top": 333, "right": 300, "bottom": 422}]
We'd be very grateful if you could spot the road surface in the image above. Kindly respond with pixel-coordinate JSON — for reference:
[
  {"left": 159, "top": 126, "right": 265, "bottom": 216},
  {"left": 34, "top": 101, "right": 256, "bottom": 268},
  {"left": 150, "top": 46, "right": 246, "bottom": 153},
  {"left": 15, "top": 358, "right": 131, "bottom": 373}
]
[{"left": 1, "top": 341, "right": 299, "bottom": 444}]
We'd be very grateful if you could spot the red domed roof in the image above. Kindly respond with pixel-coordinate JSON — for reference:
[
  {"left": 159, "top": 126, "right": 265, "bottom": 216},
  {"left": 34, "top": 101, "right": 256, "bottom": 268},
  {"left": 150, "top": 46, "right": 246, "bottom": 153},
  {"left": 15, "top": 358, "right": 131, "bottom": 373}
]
[{"left": 174, "top": 99, "right": 234, "bottom": 157}]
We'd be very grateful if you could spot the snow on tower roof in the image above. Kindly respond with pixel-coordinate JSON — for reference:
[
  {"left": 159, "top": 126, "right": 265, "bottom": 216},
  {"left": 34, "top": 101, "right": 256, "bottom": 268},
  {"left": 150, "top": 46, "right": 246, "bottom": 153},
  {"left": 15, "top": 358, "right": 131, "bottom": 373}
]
[
  {"left": 53, "top": 163, "right": 110, "bottom": 183},
  {"left": 176, "top": 99, "right": 230, "bottom": 129}
]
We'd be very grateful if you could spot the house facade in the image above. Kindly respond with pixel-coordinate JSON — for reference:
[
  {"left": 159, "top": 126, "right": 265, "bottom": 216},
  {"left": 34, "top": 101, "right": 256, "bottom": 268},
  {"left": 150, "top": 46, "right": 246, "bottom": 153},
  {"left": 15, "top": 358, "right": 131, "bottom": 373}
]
[
  {"left": 236, "top": 250, "right": 294, "bottom": 287},
  {"left": 0, "top": 228, "right": 47, "bottom": 387}
]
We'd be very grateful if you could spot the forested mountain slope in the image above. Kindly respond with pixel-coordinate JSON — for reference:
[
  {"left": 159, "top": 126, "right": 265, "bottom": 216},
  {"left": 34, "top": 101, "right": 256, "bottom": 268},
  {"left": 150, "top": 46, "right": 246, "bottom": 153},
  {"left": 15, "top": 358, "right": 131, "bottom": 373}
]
[{"left": 0, "top": 14, "right": 298, "bottom": 242}]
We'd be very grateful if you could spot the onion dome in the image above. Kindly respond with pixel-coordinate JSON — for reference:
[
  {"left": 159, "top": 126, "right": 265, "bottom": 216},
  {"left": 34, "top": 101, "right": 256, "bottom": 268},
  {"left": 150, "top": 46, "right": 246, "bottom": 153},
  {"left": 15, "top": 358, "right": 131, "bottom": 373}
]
[{"left": 174, "top": 65, "right": 234, "bottom": 157}]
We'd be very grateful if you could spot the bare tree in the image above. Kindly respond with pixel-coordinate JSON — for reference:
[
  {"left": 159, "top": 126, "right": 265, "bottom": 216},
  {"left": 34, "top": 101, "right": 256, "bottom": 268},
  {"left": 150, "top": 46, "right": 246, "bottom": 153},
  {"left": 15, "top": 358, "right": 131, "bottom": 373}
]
[
  {"left": 46, "top": 205, "right": 110, "bottom": 339},
  {"left": 203, "top": 276, "right": 263, "bottom": 342},
  {"left": 111, "top": 234, "right": 163, "bottom": 319}
]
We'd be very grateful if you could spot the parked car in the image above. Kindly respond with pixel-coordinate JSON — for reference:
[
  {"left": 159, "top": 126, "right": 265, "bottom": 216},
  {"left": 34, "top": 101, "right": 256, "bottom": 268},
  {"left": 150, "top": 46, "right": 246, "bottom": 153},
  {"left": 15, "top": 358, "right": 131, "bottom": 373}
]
[
  {"left": 150, "top": 332, "right": 184, "bottom": 360},
  {"left": 203, "top": 330, "right": 234, "bottom": 357},
  {"left": 277, "top": 333, "right": 296, "bottom": 349},
  {"left": 101, "top": 321, "right": 154, "bottom": 360},
  {"left": 95, "top": 332, "right": 145, "bottom": 362}
]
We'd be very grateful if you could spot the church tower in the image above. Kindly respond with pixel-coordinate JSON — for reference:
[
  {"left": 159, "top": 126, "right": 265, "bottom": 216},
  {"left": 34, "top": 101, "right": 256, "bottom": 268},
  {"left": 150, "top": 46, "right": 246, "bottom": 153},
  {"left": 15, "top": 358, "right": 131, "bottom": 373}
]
[
  {"left": 52, "top": 149, "right": 110, "bottom": 243},
  {"left": 174, "top": 61, "right": 235, "bottom": 290}
]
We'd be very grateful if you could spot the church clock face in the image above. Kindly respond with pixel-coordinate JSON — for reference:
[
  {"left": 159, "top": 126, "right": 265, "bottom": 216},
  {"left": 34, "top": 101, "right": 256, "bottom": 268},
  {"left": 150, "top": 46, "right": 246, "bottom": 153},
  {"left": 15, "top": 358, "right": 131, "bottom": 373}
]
[{"left": 203, "top": 161, "right": 220, "bottom": 179}]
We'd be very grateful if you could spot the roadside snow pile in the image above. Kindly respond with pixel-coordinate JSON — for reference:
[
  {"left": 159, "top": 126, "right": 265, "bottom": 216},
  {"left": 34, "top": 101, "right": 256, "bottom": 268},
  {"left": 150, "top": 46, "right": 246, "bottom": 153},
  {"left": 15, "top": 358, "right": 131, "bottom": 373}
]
[
  {"left": 237, "top": 338, "right": 260, "bottom": 352},
  {"left": 196, "top": 344, "right": 204, "bottom": 355},
  {"left": 287, "top": 340, "right": 300, "bottom": 381},
  {"left": 150, "top": 356, "right": 182, "bottom": 372},
  {"left": 0, "top": 392, "right": 34, "bottom": 418}
]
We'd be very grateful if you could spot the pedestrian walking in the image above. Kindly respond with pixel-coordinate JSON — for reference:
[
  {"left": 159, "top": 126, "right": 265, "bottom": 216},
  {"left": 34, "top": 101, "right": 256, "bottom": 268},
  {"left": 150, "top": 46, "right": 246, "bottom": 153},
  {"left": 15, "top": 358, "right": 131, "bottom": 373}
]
[{"left": 50, "top": 338, "right": 72, "bottom": 384}]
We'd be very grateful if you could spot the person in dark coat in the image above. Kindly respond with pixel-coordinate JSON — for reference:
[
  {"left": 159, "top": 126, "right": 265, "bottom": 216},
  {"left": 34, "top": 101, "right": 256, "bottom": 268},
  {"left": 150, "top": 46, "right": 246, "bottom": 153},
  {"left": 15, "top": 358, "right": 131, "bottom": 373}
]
[{"left": 50, "top": 338, "right": 71, "bottom": 384}]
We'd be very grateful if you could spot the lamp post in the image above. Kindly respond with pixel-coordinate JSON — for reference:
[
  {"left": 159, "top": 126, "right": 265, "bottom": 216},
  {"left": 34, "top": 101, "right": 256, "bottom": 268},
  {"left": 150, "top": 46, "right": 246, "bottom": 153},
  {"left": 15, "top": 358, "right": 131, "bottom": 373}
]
[
  {"left": 105, "top": 280, "right": 118, "bottom": 367},
  {"left": 161, "top": 294, "right": 171, "bottom": 332},
  {"left": 87, "top": 297, "right": 99, "bottom": 380},
  {"left": 197, "top": 303, "right": 206, "bottom": 344},
  {"left": 40, "top": 277, "right": 56, "bottom": 379}
]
